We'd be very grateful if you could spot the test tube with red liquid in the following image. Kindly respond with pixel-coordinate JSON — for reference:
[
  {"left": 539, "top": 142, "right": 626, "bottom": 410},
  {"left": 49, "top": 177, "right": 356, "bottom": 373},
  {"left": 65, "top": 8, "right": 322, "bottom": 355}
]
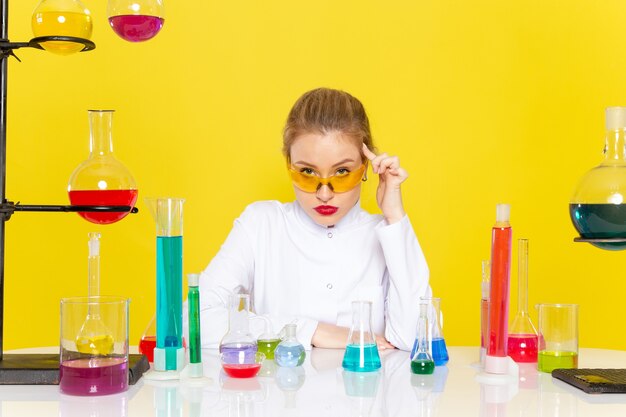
[{"left": 485, "top": 204, "right": 512, "bottom": 374}]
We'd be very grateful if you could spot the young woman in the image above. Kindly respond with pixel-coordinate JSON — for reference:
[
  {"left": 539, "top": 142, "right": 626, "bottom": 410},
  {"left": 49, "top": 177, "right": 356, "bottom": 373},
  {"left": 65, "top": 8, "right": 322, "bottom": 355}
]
[{"left": 195, "top": 88, "right": 430, "bottom": 351}]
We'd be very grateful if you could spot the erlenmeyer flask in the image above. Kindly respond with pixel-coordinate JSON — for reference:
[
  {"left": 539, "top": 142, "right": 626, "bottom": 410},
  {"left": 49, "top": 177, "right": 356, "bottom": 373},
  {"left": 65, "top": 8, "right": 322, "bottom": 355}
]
[
  {"left": 107, "top": 0, "right": 165, "bottom": 42},
  {"left": 421, "top": 297, "right": 449, "bottom": 366},
  {"left": 31, "top": 0, "right": 93, "bottom": 55},
  {"left": 342, "top": 301, "right": 381, "bottom": 372},
  {"left": 411, "top": 301, "right": 435, "bottom": 375},
  {"left": 570, "top": 106, "right": 626, "bottom": 250},
  {"left": 138, "top": 314, "right": 156, "bottom": 362},
  {"left": 508, "top": 239, "right": 539, "bottom": 363},
  {"left": 68, "top": 110, "right": 138, "bottom": 225}
]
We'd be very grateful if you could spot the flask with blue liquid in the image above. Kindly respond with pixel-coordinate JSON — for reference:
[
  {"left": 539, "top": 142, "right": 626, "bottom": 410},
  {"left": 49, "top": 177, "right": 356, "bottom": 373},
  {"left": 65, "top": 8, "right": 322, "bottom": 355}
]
[
  {"left": 274, "top": 324, "right": 305, "bottom": 367},
  {"left": 411, "top": 297, "right": 449, "bottom": 366},
  {"left": 342, "top": 301, "right": 381, "bottom": 372}
]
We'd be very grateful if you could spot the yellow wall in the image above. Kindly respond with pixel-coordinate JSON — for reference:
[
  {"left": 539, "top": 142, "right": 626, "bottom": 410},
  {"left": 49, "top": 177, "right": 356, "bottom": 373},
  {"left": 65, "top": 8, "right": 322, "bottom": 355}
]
[{"left": 4, "top": 1, "right": 625, "bottom": 351}]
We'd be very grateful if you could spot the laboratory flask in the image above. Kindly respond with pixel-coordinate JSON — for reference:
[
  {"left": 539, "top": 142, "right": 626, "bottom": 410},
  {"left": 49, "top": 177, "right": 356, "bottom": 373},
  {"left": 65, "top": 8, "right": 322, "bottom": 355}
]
[
  {"left": 508, "top": 239, "right": 539, "bottom": 363},
  {"left": 570, "top": 106, "right": 626, "bottom": 250},
  {"left": 421, "top": 297, "right": 449, "bottom": 366},
  {"left": 31, "top": 0, "right": 93, "bottom": 55},
  {"left": 275, "top": 324, "right": 306, "bottom": 367},
  {"left": 411, "top": 301, "right": 435, "bottom": 375},
  {"left": 480, "top": 260, "right": 490, "bottom": 367},
  {"left": 256, "top": 316, "right": 281, "bottom": 360},
  {"left": 147, "top": 197, "right": 184, "bottom": 372},
  {"left": 342, "top": 301, "right": 381, "bottom": 372},
  {"left": 68, "top": 110, "right": 138, "bottom": 225},
  {"left": 219, "top": 293, "right": 262, "bottom": 377},
  {"left": 108, "top": 0, "right": 165, "bottom": 42}
]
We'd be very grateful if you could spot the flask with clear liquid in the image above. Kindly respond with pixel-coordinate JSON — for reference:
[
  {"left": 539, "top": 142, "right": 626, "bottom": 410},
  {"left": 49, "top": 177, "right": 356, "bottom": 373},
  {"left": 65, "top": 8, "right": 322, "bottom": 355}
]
[
  {"left": 68, "top": 110, "right": 138, "bottom": 225},
  {"left": 508, "top": 239, "right": 538, "bottom": 363},
  {"left": 274, "top": 324, "right": 305, "bottom": 367},
  {"left": 570, "top": 106, "right": 626, "bottom": 250},
  {"left": 342, "top": 301, "right": 381, "bottom": 372},
  {"left": 411, "top": 301, "right": 435, "bottom": 375}
]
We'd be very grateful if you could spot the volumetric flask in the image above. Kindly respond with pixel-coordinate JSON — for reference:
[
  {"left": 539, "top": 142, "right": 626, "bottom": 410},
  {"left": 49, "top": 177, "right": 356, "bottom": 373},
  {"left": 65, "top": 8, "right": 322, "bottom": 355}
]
[
  {"left": 342, "top": 300, "right": 381, "bottom": 372},
  {"left": 68, "top": 110, "right": 138, "bottom": 224},
  {"left": 421, "top": 297, "right": 449, "bottom": 366},
  {"left": 508, "top": 239, "right": 539, "bottom": 363},
  {"left": 274, "top": 324, "right": 305, "bottom": 367},
  {"left": 60, "top": 296, "right": 129, "bottom": 396},
  {"left": 411, "top": 301, "right": 435, "bottom": 375}
]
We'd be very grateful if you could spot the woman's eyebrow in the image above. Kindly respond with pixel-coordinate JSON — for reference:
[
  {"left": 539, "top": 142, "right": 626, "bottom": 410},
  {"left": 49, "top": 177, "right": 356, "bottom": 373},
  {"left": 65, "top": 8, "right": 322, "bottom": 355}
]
[{"left": 292, "top": 158, "right": 356, "bottom": 168}]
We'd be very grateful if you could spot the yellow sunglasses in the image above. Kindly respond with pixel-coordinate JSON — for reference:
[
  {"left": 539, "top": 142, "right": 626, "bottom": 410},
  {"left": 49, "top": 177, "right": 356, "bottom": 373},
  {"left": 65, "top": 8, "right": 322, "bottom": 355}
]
[{"left": 287, "top": 163, "right": 367, "bottom": 193}]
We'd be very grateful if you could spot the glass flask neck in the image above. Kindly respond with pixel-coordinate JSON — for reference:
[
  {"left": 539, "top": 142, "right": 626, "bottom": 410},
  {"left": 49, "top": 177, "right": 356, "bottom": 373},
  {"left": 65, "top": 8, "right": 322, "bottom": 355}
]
[
  {"left": 89, "top": 110, "right": 115, "bottom": 157},
  {"left": 227, "top": 294, "right": 251, "bottom": 334},
  {"left": 282, "top": 323, "right": 297, "bottom": 341},
  {"left": 603, "top": 129, "right": 626, "bottom": 165},
  {"left": 516, "top": 239, "right": 529, "bottom": 314},
  {"left": 347, "top": 301, "right": 375, "bottom": 345},
  {"left": 415, "top": 304, "right": 431, "bottom": 355}
]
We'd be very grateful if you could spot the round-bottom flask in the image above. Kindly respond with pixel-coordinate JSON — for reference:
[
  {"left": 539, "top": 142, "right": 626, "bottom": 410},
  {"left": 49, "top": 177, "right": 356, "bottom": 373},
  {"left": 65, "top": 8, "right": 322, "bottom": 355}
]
[
  {"left": 274, "top": 324, "right": 305, "bottom": 367},
  {"left": 570, "top": 106, "right": 626, "bottom": 250}
]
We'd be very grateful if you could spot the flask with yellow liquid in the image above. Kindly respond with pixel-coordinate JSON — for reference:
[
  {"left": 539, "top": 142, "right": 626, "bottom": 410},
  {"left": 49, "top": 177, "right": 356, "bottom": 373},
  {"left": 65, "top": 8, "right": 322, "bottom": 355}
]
[{"left": 31, "top": 0, "right": 93, "bottom": 55}]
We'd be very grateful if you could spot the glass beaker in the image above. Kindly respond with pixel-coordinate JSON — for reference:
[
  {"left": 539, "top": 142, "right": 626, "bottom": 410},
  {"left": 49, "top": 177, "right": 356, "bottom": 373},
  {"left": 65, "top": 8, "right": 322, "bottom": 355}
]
[
  {"left": 421, "top": 297, "right": 449, "bottom": 366},
  {"left": 342, "top": 300, "right": 381, "bottom": 372},
  {"left": 570, "top": 106, "right": 626, "bottom": 250},
  {"left": 68, "top": 110, "right": 138, "bottom": 225},
  {"left": 536, "top": 303, "right": 579, "bottom": 373},
  {"left": 274, "top": 324, "right": 306, "bottom": 367},
  {"left": 147, "top": 197, "right": 184, "bottom": 372},
  {"left": 60, "top": 296, "right": 129, "bottom": 396},
  {"left": 411, "top": 301, "right": 435, "bottom": 375},
  {"left": 31, "top": 0, "right": 93, "bottom": 55},
  {"left": 508, "top": 239, "right": 539, "bottom": 363},
  {"left": 107, "top": 0, "right": 165, "bottom": 42}
]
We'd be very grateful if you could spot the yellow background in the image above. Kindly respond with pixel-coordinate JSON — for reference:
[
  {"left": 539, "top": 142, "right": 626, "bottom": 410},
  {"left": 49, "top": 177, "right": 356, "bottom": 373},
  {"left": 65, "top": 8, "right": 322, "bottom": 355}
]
[{"left": 3, "top": 1, "right": 625, "bottom": 351}]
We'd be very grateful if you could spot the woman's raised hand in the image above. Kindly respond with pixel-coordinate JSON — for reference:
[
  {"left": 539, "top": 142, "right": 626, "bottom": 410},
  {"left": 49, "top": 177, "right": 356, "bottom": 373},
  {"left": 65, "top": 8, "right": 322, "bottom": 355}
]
[{"left": 362, "top": 144, "right": 408, "bottom": 224}]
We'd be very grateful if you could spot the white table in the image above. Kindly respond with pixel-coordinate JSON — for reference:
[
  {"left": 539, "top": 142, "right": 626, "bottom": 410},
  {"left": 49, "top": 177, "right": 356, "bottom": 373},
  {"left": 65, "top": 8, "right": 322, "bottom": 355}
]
[{"left": 1, "top": 346, "right": 625, "bottom": 416}]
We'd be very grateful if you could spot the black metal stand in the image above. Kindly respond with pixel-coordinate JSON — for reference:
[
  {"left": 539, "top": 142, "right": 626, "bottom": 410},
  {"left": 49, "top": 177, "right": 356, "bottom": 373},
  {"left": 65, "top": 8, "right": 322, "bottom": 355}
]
[{"left": 0, "top": 1, "right": 142, "bottom": 385}]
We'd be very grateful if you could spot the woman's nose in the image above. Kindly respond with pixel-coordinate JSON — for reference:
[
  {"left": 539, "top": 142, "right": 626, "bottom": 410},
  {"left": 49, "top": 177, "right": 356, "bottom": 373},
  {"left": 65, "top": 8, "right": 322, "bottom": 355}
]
[{"left": 316, "top": 183, "right": 334, "bottom": 202}]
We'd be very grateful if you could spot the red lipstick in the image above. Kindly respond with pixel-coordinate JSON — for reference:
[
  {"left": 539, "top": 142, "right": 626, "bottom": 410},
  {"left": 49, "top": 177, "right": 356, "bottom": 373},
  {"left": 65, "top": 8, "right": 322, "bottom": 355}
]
[{"left": 314, "top": 205, "right": 338, "bottom": 216}]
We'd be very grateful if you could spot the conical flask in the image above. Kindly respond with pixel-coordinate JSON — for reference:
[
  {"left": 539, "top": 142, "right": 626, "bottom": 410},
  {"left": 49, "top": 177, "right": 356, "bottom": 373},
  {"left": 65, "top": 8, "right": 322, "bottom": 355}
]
[
  {"left": 146, "top": 197, "right": 184, "bottom": 372},
  {"left": 421, "top": 297, "right": 449, "bottom": 366},
  {"left": 570, "top": 106, "right": 626, "bottom": 250},
  {"left": 507, "top": 239, "right": 538, "bottom": 363},
  {"left": 138, "top": 314, "right": 156, "bottom": 362},
  {"left": 411, "top": 301, "right": 435, "bottom": 375},
  {"left": 107, "top": 0, "right": 165, "bottom": 42},
  {"left": 342, "top": 301, "right": 381, "bottom": 372},
  {"left": 68, "top": 110, "right": 138, "bottom": 225},
  {"left": 31, "top": 0, "right": 93, "bottom": 55}
]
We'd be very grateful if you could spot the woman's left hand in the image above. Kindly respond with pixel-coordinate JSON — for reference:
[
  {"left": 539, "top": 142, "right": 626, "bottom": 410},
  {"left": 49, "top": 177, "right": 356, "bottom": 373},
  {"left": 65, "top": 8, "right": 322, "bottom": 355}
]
[{"left": 362, "top": 144, "right": 408, "bottom": 224}]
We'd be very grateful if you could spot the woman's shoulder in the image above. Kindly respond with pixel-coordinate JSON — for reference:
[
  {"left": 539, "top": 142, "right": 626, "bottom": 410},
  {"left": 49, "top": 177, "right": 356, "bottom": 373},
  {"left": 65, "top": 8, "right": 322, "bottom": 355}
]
[{"left": 238, "top": 200, "right": 295, "bottom": 223}]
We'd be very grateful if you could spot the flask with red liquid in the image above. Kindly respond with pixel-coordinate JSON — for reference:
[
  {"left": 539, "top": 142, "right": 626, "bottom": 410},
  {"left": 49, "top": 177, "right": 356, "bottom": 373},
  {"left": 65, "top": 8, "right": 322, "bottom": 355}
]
[
  {"left": 68, "top": 110, "right": 138, "bottom": 224},
  {"left": 507, "top": 239, "right": 538, "bottom": 363},
  {"left": 107, "top": 0, "right": 165, "bottom": 42}
]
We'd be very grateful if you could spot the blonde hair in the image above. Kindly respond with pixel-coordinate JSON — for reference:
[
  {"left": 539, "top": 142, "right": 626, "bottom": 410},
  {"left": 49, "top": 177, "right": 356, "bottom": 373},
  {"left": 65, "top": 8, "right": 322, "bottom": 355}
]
[{"left": 282, "top": 88, "right": 375, "bottom": 160}]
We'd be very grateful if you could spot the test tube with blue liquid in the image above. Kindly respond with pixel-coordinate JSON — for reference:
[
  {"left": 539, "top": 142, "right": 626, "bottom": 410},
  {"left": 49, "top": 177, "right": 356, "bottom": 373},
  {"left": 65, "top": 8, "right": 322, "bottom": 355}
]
[{"left": 148, "top": 197, "right": 185, "bottom": 373}]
